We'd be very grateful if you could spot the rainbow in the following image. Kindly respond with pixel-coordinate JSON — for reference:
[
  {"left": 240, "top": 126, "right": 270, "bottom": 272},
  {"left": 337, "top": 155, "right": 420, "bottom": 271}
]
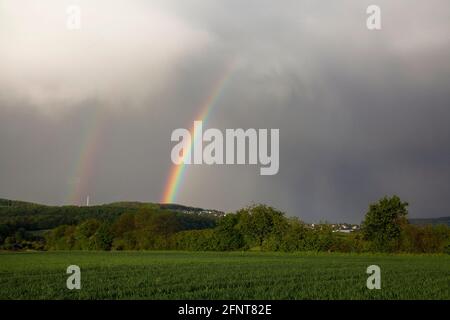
[
  {"left": 67, "top": 107, "right": 106, "bottom": 206},
  {"left": 161, "top": 60, "right": 237, "bottom": 204}
]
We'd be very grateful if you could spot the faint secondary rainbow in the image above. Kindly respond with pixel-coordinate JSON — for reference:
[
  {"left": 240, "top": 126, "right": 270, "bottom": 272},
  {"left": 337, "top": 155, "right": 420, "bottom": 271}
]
[
  {"left": 161, "top": 60, "right": 237, "bottom": 204},
  {"left": 67, "top": 107, "right": 106, "bottom": 205}
]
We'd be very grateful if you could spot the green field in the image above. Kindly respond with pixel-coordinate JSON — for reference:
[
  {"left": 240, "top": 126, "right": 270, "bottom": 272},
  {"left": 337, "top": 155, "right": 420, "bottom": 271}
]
[{"left": 0, "top": 251, "right": 448, "bottom": 299}]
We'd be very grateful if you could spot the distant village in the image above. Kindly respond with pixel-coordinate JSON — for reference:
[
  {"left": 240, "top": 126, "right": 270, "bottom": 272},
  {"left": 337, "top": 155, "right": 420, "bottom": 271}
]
[
  {"left": 174, "top": 208, "right": 226, "bottom": 218},
  {"left": 311, "top": 223, "right": 360, "bottom": 233},
  {"left": 177, "top": 207, "right": 361, "bottom": 232}
]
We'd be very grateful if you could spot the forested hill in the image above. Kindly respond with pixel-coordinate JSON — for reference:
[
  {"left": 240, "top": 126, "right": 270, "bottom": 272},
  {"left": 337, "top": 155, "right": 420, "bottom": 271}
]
[
  {"left": 0, "top": 196, "right": 449, "bottom": 253},
  {"left": 409, "top": 217, "right": 450, "bottom": 226},
  {"left": 0, "top": 198, "right": 39, "bottom": 207},
  {"left": 0, "top": 198, "right": 221, "bottom": 233}
]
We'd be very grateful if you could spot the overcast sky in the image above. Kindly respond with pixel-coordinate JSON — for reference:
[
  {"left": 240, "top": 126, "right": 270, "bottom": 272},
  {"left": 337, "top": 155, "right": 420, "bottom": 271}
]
[{"left": 1, "top": 0, "right": 449, "bottom": 223}]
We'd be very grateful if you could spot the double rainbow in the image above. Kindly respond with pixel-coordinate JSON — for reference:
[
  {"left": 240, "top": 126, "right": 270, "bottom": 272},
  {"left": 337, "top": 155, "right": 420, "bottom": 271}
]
[{"left": 66, "top": 60, "right": 237, "bottom": 206}]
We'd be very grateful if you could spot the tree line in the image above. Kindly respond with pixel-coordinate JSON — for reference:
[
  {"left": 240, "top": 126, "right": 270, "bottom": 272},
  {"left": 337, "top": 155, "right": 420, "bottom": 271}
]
[{"left": 1, "top": 196, "right": 449, "bottom": 253}]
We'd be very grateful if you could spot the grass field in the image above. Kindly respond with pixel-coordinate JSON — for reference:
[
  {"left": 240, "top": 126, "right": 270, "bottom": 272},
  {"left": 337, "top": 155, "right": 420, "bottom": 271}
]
[{"left": 0, "top": 251, "right": 448, "bottom": 299}]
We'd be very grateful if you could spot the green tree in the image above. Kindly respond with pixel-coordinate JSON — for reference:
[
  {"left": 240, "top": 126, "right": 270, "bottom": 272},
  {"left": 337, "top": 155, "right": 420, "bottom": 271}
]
[
  {"left": 147, "top": 212, "right": 181, "bottom": 237},
  {"left": 74, "top": 219, "right": 101, "bottom": 249},
  {"left": 111, "top": 213, "right": 136, "bottom": 238},
  {"left": 93, "top": 222, "right": 113, "bottom": 250},
  {"left": 237, "top": 204, "right": 286, "bottom": 248},
  {"left": 214, "top": 214, "right": 245, "bottom": 251},
  {"left": 361, "top": 195, "right": 408, "bottom": 251}
]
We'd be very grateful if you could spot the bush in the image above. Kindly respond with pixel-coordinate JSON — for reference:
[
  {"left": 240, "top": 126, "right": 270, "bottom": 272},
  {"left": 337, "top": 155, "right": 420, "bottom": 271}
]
[
  {"left": 400, "top": 224, "right": 450, "bottom": 253},
  {"left": 173, "top": 229, "right": 218, "bottom": 251}
]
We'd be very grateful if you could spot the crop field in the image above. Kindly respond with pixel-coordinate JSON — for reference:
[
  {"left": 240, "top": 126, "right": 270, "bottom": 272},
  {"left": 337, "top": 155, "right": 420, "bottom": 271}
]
[{"left": 0, "top": 251, "right": 448, "bottom": 299}]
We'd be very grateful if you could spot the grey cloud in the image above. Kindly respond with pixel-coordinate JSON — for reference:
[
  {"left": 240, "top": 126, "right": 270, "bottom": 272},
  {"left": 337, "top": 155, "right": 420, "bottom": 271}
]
[{"left": 0, "top": 0, "right": 449, "bottom": 223}]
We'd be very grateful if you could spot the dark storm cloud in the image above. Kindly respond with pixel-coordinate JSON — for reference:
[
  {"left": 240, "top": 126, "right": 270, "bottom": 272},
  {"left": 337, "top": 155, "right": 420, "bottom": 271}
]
[{"left": 0, "top": 0, "right": 449, "bottom": 222}]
